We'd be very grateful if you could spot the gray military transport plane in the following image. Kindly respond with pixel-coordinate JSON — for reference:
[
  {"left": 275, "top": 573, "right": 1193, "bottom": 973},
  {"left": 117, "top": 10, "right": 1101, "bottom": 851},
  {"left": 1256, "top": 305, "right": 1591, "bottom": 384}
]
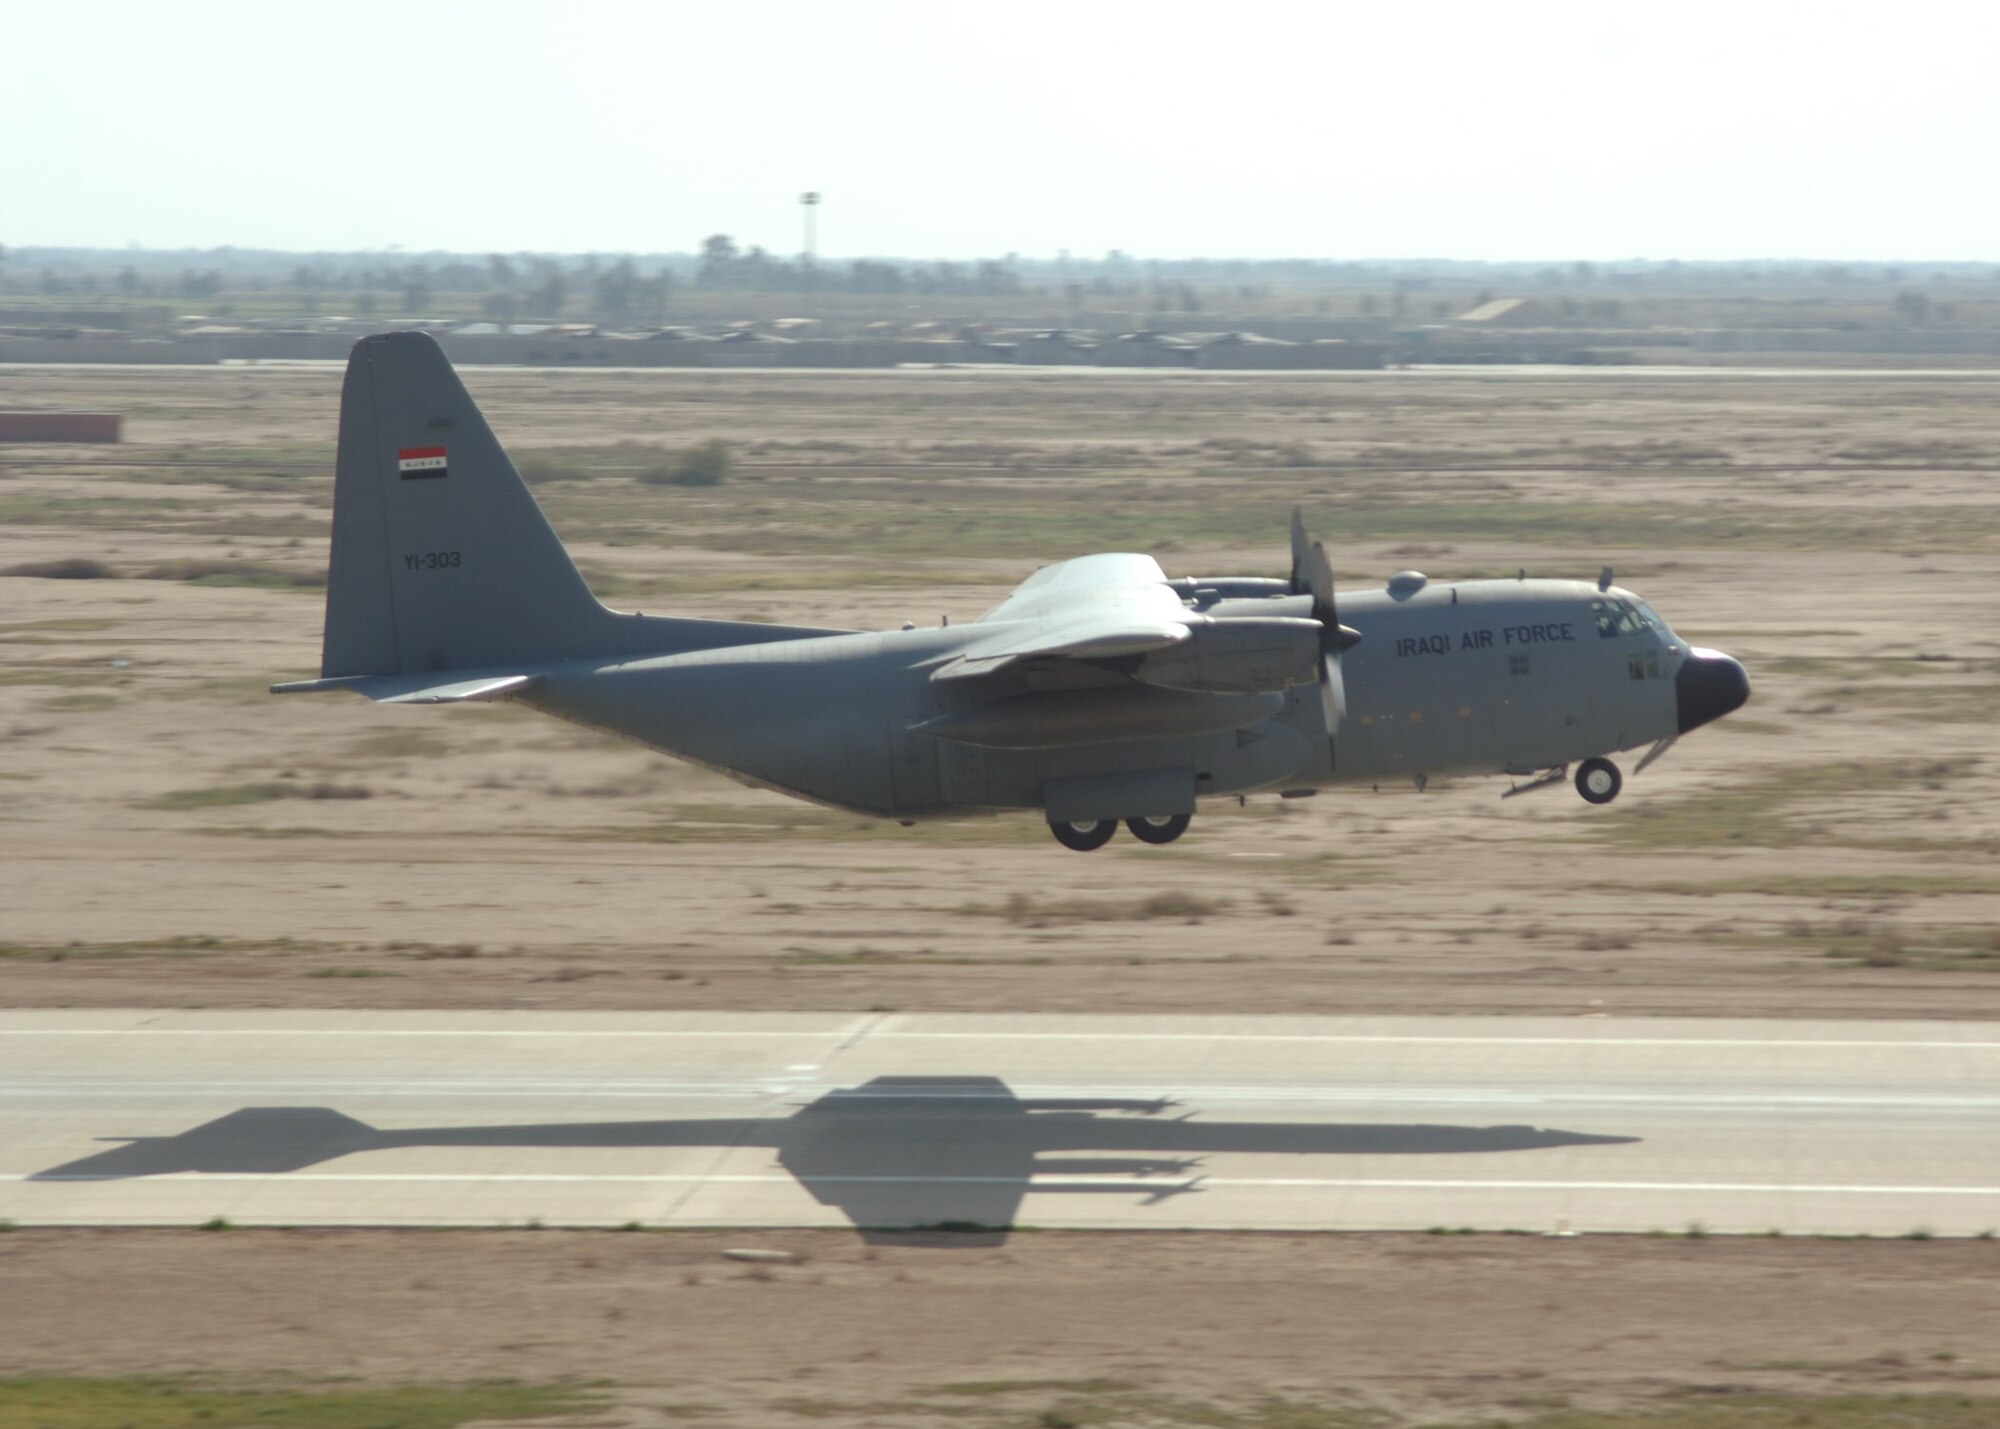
[{"left": 273, "top": 332, "right": 1750, "bottom": 850}]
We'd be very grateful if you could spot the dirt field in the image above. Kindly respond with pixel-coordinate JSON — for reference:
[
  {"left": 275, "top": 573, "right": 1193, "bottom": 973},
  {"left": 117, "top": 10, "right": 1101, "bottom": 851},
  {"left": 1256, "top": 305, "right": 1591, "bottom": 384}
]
[
  {"left": 3, "top": 1229, "right": 1998, "bottom": 1427},
  {"left": 2, "top": 361, "right": 1997, "bottom": 1421},
  {"left": 3, "top": 363, "right": 1997, "bottom": 1020}
]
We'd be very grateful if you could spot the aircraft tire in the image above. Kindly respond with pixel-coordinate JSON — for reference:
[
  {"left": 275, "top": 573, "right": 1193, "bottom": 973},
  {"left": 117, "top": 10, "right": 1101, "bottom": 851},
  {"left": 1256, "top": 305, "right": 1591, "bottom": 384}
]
[
  {"left": 1575, "top": 757, "right": 1623, "bottom": 805},
  {"left": 1125, "top": 813, "right": 1191, "bottom": 845},
  {"left": 1050, "top": 819, "right": 1117, "bottom": 852}
]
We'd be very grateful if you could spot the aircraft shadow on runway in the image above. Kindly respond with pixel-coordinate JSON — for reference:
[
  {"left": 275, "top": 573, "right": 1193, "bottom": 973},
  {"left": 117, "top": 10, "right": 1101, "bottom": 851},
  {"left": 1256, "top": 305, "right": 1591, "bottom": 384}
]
[{"left": 34, "top": 1075, "right": 1638, "bottom": 1245}]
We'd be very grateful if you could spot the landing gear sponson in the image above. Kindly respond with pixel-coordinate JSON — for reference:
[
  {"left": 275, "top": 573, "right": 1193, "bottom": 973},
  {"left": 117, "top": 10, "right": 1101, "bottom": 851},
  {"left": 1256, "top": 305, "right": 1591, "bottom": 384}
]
[{"left": 1048, "top": 813, "right": 1192, "bottom": 850}]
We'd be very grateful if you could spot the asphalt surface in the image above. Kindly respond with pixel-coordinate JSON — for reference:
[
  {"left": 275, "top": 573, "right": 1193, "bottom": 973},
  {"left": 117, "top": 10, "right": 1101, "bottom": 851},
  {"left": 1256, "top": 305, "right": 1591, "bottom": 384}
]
[{"left": 3, "top": 1010, "right": 1995, "bottom": 1237}]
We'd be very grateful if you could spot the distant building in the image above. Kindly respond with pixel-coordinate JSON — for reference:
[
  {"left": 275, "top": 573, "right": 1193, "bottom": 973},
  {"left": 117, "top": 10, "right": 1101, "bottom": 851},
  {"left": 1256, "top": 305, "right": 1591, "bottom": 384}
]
[
  {"left": 0, "top": 412, "right": 120, "bottom": 443},
  {"left": 1099, "top": 331, "right": 1199, "bottom": 367},
  {"left": 1455, "top": 298, "right": 1546, "bottom": 326},
  {"left": 1013, "top": 329, "right": 1099, "bottom": 365}
]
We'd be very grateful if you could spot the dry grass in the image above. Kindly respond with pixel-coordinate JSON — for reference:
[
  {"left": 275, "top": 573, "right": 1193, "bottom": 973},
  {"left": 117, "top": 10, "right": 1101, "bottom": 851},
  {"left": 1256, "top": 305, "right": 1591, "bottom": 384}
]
[
  {"left": 0, "top": 1376, "right": 594, "bottom": 1429},
  {"left": 142, "top": 782, "right": 370, "bottom": 810},
  {"left": 990, "top": 891, "right": 1231, "bottom": 926},
  {"left": 138, "top": 559, "right": 323, "bottom": 589},
  {"left": 0, "top": 558, "right": 118, "bottom": 579}
]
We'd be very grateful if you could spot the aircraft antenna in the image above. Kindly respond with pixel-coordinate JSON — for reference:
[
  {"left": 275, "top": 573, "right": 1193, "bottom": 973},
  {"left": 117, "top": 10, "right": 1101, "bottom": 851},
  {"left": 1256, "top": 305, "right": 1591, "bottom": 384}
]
[{"left": 800, "top": 191, "right": 821, "bottom": 320}]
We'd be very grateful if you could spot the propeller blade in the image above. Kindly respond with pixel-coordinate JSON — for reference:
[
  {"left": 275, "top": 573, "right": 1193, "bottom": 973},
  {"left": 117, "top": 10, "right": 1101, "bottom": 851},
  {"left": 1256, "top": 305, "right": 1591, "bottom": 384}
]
[
  {"left": 1290, "top": 507, "right": 1360, "bottom": 740},
  {"left": 1320, "top": 650, "right": 1346, "bottom": 735},
  {"left": 1308, "top": 540, "right": 1335, "bottom": 618},
  {"left": 1309, "top": 540, "right": 1363, "bottom": 652}
]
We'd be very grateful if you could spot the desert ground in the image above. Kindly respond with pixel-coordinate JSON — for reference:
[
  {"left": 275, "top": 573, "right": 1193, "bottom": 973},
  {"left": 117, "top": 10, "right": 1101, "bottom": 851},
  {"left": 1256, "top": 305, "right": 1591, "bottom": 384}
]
[
  {"left": 4, "top": 1228, "right": 1998, "bottom": 1427},
  {"left": 2, "top": 360, "right": 1998, "bottom": 1425}
]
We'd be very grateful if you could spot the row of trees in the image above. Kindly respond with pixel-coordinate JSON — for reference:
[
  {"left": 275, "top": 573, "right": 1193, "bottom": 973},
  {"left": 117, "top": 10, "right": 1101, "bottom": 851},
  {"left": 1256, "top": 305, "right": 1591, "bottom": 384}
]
[
  {"left": 5, "top": 243, "right": 1998, "bottom": 330},
  {"left": 693, "top": 235, "right": 1024, "bottom": 296}
]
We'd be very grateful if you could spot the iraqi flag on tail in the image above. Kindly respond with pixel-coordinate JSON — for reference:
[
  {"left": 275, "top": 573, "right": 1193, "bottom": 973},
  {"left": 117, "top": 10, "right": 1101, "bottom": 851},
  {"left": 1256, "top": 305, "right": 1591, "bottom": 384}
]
[{"left": 398, "top": 445, "right": 448, "bottom": 480}]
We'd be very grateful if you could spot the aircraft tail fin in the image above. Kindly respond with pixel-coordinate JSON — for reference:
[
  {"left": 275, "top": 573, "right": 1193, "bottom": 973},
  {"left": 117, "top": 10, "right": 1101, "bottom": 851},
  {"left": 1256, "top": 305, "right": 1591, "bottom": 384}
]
[
  {"left": 320, "top": 330, "right": 614, "bottom": 678},
  {"left": 298, "top": 330, "right": 854, "bottom": 690}
]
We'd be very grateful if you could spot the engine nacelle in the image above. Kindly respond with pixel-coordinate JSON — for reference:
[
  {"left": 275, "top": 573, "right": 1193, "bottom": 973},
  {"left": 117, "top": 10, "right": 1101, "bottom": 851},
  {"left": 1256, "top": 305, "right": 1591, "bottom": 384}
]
[
  {"left": 1166, "top": 576, "right": 1295, "bottom": 604},
  {"left": 1134, "top": 616, "right": 1322, "bottom": 694}
]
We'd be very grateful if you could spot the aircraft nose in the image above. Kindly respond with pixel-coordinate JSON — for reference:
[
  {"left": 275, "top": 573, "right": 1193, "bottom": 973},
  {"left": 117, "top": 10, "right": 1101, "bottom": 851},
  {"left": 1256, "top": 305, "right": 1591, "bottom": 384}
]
[{"left": 1676, "top": 648, "right": 1750, "bottom": 734}]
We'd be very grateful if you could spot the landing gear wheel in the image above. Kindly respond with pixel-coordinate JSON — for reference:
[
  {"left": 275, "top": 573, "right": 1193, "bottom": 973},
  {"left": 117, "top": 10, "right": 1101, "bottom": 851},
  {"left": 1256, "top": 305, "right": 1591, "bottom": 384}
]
[
  {"left": 1575, "top": 757, "right": 1623, "bottom": 805},
  {"left": 1125, "top": 813, "right": 1191, "bottom": 845},
  {"left": 1050, "top": 818, "right": 1117, "bottom": 852}
]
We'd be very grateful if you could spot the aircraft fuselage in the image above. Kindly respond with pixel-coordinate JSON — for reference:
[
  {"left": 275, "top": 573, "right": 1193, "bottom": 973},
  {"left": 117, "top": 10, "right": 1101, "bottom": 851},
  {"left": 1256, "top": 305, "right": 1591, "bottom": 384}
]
[{"left": 524, "top": 575, "right": 1726, "bottom": 820}]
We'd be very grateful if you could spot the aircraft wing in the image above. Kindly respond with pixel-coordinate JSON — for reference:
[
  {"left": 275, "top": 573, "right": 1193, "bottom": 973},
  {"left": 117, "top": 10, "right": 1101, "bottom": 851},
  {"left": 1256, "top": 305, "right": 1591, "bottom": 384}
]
[{"left": 934, "top": 553, "right": 1193, "bottom": 681}]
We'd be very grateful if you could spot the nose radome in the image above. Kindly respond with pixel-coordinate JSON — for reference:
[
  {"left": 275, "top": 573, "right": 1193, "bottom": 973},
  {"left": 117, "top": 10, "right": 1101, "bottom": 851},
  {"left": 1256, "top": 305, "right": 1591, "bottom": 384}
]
[{"left": 1676, "top": 648, "right": 1750, "bottom": 734}]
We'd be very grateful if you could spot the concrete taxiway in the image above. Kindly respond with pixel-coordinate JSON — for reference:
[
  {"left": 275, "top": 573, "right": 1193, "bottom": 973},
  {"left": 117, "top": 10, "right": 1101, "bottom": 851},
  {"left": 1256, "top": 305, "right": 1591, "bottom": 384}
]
[{"left": 2, "top": 1010, "right": 1995, "bottom": 1236}]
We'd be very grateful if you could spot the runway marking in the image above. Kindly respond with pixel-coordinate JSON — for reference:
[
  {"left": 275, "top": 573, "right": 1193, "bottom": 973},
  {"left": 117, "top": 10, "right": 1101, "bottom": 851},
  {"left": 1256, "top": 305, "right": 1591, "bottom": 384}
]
[
  {"left": 7, "top": 1172, "right": 1997, "bottom": 1195},
  {"left": 5, "top": 1029, "right": 1999, "bottom": 1050},
  {"left": 6, "top": 1084, "right": 1999, "bottom": 1112}
]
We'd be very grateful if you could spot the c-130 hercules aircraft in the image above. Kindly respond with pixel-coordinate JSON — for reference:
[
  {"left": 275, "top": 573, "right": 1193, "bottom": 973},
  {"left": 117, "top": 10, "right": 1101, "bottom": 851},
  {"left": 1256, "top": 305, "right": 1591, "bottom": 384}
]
[{"left": 274, "top": 332, "right": 1750, "bottom": 850}]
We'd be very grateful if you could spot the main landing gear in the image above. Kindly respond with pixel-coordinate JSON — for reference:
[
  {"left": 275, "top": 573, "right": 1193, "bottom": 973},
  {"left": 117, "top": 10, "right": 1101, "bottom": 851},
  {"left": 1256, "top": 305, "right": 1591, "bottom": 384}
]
[
  {"left": 1048, "top": 813, "right": 1192, "bottom": 850},
  {"left": 1126, "top": 812, "right": 1191, "bottom": 845},
  {"left": 1574, "top": 757, "right": 1623, "bottom": 805},
  {"left": 1049, "top": 819, "right": 1116, "bottom": 852}
]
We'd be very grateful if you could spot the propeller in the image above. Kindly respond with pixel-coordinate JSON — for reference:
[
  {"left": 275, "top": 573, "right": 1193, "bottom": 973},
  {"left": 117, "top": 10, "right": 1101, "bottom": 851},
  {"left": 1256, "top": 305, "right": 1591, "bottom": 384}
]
[{"left": 1289, "top": 506, "right": 1363, "bottom": 736}]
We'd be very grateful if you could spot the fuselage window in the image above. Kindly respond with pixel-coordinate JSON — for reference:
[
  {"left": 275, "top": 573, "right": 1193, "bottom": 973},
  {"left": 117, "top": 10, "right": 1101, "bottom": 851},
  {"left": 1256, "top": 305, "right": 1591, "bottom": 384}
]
[{"left": 1509, "top": 653, "right": 1531, "bottom": 676}]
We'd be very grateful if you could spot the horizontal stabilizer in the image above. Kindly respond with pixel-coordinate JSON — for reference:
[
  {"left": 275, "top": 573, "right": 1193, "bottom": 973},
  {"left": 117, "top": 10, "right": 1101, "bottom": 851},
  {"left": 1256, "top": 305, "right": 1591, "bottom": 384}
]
[{"left": 270, "top": 672, "right": 541, "bottom": 703}]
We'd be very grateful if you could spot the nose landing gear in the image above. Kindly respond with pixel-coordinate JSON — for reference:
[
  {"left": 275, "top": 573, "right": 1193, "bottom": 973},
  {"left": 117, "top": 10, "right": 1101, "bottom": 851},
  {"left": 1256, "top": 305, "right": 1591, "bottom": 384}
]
[{"left": 1575, "top": 757, "right": 1623, "bottom": 805}]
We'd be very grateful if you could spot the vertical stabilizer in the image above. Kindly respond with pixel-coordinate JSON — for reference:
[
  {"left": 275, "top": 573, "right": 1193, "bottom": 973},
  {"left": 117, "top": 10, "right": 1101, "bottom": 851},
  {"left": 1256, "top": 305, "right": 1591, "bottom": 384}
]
[{"left": 321, "top": 331, "right": 609, "bottom": 677}]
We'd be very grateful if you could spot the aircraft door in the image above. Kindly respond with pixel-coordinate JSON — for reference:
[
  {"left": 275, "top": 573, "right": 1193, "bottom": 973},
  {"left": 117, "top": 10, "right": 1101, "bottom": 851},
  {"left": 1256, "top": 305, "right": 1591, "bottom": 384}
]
[
  {"left": 1492, "top": 635, "right": 1591, "bottom": 770},
  {"left": 886, "top": 718, "right": 943, "bottom": 815},
  {"left": 937, "top": 741, "right": 992, "bottom": 812}
]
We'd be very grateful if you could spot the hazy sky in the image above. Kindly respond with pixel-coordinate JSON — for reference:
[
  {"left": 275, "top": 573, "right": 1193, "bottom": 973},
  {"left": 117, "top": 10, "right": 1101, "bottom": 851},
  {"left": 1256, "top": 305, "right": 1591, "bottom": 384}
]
[{"left": 10, "top": 0, "right": 1997, "bottom": 260}]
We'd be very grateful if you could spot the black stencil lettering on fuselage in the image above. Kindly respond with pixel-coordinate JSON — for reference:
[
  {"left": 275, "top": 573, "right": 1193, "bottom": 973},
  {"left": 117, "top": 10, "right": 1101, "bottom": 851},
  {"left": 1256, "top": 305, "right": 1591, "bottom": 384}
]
[
  {"left": 1502, "top": 622, "right": 1575, "bottom": 647},
  {"left": 1396, "top": 625, "right": 1554, "bottom": 658}
]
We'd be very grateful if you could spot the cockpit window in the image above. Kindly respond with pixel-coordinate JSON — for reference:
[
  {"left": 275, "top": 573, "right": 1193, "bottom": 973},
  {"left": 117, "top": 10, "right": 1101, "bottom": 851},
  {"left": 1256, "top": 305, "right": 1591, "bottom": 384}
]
[{"left": 1591, "top": 597, "right": 1659, "bottom": 638}]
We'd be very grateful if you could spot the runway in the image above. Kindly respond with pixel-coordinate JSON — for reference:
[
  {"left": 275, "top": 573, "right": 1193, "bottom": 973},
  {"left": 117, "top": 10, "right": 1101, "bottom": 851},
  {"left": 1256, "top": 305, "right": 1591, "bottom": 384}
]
[{"left": 3, "top": 1010, "right": 1996, "bottom": 1237}]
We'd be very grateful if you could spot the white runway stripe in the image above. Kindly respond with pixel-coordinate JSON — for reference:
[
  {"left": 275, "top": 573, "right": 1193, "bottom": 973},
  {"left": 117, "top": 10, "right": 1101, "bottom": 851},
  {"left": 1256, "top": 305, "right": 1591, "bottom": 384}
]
[
  {"left": 7, "top": 1172, "right": 1997, "bottom": 1196},
  {"left": 5, "top": 1028, "right": 1998, "bottom": 1049},
  {"left": 6, "top": 1083, "right": 2000, "bottom": 1112}
]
